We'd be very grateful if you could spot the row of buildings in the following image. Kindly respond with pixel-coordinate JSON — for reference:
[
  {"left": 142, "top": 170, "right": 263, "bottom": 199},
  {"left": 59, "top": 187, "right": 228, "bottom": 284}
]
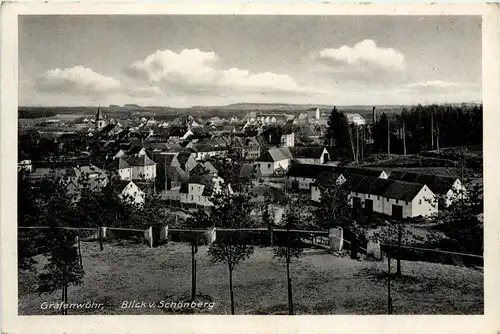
[{"left": 19, "top": 107, "right": 464, "bottom": 220}]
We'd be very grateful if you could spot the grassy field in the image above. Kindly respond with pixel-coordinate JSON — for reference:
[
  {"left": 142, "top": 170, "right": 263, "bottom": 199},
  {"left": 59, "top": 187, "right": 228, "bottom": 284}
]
[{"left": 18, "top": 241, "right": 483, "bottom": 315}]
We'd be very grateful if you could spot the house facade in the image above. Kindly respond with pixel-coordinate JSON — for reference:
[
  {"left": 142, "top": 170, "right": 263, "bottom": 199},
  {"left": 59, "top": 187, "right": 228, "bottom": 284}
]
[
  {"left": 348, "top": 177, "right": 438, "bottom": 218},
  {"left": 286, "top": 163, "right": 344, "bottom": 191},
  {"left": 255, "top": 147, "right": 293, "bottom": 176},
  {"left": 388, "top": 171, "right": 465, "bottom": 209},
  {"left": 179, "top": 175, "right": 225, "bottom": 206},
  {"left": 117, "top": 156, "right": 156, "bottom": 181},
  {"left": 280, "top": 132, "right": 295, "bottom": 147},
  {"left": 119, "top": 181, "right": 145, "bottom": 206},
  {"left": 289, "top": 147, "right": 329, "bottom": 165}
]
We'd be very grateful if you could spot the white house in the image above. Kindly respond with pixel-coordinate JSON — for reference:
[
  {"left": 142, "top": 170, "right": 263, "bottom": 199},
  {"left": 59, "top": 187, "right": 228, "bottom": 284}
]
[
  {"left": 286, "top": 163, "right": 345, "bottom": 191},
  {"left": 388, "top": 171, "right": 466, "bottom": 209},
  {"left": 345, "top": 113, "right": 366, "bottom": 126},
  {"left": 179, "top": 174, "right": 225, "bottom": 206},
  {"left": 190, "top": 144, "right": 228, "bottom": 161},
  {"left": 306, "top": 108, "right": 320, "bottom": 120},
  {"left": 280, "top": 132, "right": 295, "bottom": 147},
  {"left": 310, "top": 167, "right": 389, "bottom": 203},
  {"left": 119, "top": 181, "right": 145, "bottom": 206},
  {"left": 255, "top": 147, "right": 294, "bottom": 176},
  {"left": 114, "top": 147, "right": 147, "bottom": 159},
  {"left": 289, "top": 147, "right": 329, "bottom": 164},
  {"left": 348, "top": 176, "right": 438, "bottom": 218},
  {"left": 116, "top": 155, "right": 156, "bottom": 181}
]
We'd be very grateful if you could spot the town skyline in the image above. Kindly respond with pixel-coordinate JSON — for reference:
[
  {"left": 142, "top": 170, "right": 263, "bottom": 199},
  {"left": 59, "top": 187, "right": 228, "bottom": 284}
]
[{"left": 19, "top": 15, "right": 481, "bottom": 108}]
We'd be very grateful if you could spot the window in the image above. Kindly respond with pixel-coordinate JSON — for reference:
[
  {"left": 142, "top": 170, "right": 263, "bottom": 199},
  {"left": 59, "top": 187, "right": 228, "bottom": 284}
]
[
  {"left": 377, "top": 196, "right": 380, "bottom": 200},
  {"left": 419, "top": 199, "right": 422, "bottom": 205},
  {"left": 191, "top": 195, "right": 193, "bottom": 200},
  {"left": 386, "top": 198, "right": 389, "bottom": 202},
  {"left": 268, "top": 163, "right": 271, "bottom": 169},
  {"left": 396, "top": 199, "right": 399, "bottom": 204}
]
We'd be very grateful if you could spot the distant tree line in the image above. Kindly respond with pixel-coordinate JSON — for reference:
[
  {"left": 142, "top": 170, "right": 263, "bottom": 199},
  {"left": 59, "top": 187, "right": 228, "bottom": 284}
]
[
  {"left": 372, "top": 104, "right": 482, "bottom": 155},
  {"left": 19, "top": 109, "right": 57, "bottom": 119}
]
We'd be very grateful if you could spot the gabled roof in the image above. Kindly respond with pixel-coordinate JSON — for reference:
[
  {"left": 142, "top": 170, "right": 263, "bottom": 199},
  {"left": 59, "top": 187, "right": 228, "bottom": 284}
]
[
  {"left": 289, "top": 147, "right": 327, "bottom": 159},
  {"left": 190, "top": 163, "right": 211, "bottom": 176},
  {"left": 299, "top": 125, "right": 320, "bottom": 138},
  {"left": 203, "top": 161, "right": 218, "bottom": 174},
  {"left": 179, "top": 174, "right": 215, "bottom": 195},
  {"left": 255, "top": 147, "right": 293, "bottom": 162},
  {"left": 235, "top": 163, "right": 261, "bottom": 179},
  {"left": 176, "top": 151, "right": 195, "bottom": 168},
  {"left": 151, "top": 152, "right": 178, "bottom": 167},
  {"left": 286, "top": 162, "right": 338, "bottom": 179},
  {"left": 191, "top": 144, "right": 227, "bottom": 152},
  {"left": 169, "top": 127, "right": 188, "bottom": 137},
  {"left": 388, "top": 171, "right": 458, "bottom": 195},
  {"left": 127, "top": 146, "right": 145, "bottom": 156},
  {"left": 166, "top": 166, "right": 189, "bottom": 182},
  {"left": 124, "top": 155, "right": 156, "bottom": 167},
  {"left": 346, "top": 175, "right": 428, "bottom": 202}
]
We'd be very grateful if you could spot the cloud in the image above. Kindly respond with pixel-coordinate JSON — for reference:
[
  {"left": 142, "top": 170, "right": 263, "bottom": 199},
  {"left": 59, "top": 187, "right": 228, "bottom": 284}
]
[
  {"left": 124, "top": 48, "right": 323, "bottom": 96},
  {"left": 405, "top": 80, "right": 460, "bottom": 89},
  {"left": 318, "top": 39, "right": 406, "bottom": 72},
  {"left": 125, "top": 86, "right": 163, "bottom": 98},
  {"left": 36, "top": 66, "right": 121, "bottom": 98}
]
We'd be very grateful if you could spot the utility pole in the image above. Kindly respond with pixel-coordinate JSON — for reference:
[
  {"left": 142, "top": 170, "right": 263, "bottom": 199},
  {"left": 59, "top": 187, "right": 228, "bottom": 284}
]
[
  {"left": 430, "top": 111, "right": 434, "bottom": 150},
  {"left": 402, "top": 120, "right": 407, "bottom": 157},
  {"left": 436, "top": 122, "right": 440, "bottom": 152},
  {"left": 387, "top": 115, "right": 391, "bottom": 157}
]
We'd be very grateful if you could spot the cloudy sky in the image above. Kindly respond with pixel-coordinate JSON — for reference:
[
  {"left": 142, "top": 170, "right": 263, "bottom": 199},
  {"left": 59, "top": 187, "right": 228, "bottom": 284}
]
[{"left": 19, "top": 15, "right": 481, "bottom": 107}]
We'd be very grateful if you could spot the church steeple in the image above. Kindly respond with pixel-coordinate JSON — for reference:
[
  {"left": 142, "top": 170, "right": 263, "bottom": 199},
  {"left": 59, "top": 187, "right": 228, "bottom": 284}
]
[{"left": 95, "top": 106, "right": 107, "bottom": 130}]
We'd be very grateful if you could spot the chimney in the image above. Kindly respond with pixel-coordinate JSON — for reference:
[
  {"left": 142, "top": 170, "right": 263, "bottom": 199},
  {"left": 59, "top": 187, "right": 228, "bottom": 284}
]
[{"left": 372, "top": 107, "right": 376, "bottom": 124}]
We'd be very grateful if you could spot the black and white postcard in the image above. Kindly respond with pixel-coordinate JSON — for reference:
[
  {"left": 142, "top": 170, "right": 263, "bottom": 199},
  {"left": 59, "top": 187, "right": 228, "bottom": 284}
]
[{"left": 1, "top": 2, "right": 499, "bottom": 334}]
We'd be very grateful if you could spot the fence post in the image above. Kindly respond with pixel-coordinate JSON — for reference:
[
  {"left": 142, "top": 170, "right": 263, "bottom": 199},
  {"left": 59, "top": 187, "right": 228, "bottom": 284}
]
[
  {"left": 367, "top": 240, "right": 382, "bottom": 260},
  {"left": 205, "top": 227, "right": 216, "bottom": 245},
  {"left": 101, "top": 226, "right": 107, "bottom": 240},
  {"left": 329, "top": 227, "right": 343, "bottom": 252},
  {"left": 160, "top": 225, "right": 169, "bottom": 243},
  {"left": 144, "top": 226, "right": 153, "bottom": 248}
]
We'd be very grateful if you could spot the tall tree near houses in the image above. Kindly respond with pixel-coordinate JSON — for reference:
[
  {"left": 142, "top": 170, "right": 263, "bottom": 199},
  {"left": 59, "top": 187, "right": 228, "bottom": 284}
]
[
  {"left": 23, "top": 172, "right": 85, "bottom": 315},
  {"left": 314, "top": 172, "right": 368, "bottom": 259},
  {"left": 436, "top": 119, "right": 440, "bottom": 152},
  {"left": 347, "top": 123, "right": 358, "bottom": 163},
  {"left": 37, "top": 228, "right": 85, "bottom": 315},
  {"left": 325, "top": 107, "right": 352, "bottom": 161},
  {"left": 430, "top": 108, "right": 435, "bottom": 150},
  {"left": 207, "top": 184, "right": 255, "bottom": 315},
  {"left": 387, "top": 114, "right": 391, "bottom": 156}
]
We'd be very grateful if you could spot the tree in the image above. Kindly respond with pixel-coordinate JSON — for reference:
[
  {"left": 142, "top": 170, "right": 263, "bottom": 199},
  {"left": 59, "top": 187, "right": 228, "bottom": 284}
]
[
  {"left": 185, "top": 208, "right": 211, "bottom": 301},
  {"left": 372, "top": 113, "right": 390, "bottom": 155},
  {"left": 37, "top": 228, "right": 85, "bottom": 315},
  {"left": 371, "top": 220, "right": 416, "bottom": 276},
  {"left": 314, "top": 174, "right": 369, "bottom": 259},
  {"left": 207, "top": 185, "right": 255, "bottom": 315},
  {"left": 324, "top": 107, "right": 352, "bottom": 161},
  {"left": 19, "top": 170, "right": 86, "bottom": 315},
  {"left": 272, "top": 200, "right": 305, "bottom": 315},
  {"left": 430, "top": 177, "right": 483, "bottom": 256}
]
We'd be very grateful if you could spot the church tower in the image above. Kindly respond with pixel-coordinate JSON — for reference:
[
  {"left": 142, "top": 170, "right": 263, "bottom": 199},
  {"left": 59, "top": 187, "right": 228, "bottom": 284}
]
[{"left": 95, "top": 106, "right": 107, "bottom": 131}]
